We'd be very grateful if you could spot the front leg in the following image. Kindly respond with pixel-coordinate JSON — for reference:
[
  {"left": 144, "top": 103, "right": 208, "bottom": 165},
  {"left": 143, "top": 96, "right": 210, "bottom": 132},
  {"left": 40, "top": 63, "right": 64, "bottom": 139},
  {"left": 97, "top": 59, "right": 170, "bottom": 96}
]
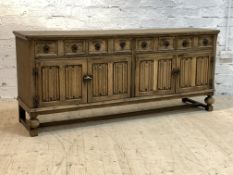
[
  {"left": 28, "top": 113, "right": 40, "bottom": 137},
  {"left": 18, "top": 105, "right": 26, "bottom": 122}
]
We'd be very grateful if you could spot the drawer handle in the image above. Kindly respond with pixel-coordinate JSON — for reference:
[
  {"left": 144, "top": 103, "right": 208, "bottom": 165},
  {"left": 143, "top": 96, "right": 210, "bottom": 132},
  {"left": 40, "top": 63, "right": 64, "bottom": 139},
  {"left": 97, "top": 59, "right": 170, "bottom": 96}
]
[
  {"left": 94, "top": 43, "right": 101, "bottom": 51},
  {"left": 182, "top": 40, "right": 189, "bottom": 47},
  {"left": 203, "top": 38, "right": 209, "bottom": 46},
  {"left": 120, "top": 41, "right": 126, "bottom": 49},
  {"left": 164, "top": 40, "right": 170, "bottom": 47},
  {"left": 141, "top": 41, "right": 147, "bottom": 49},
  {"left": 43, "top": 44, "right": 50, "bottom": 53},
  {"left": 71, "top": 44, "right": 78, "bottom": 53},
  {"left": 83, "top": 75, "right": 93, "bottom": 81}
]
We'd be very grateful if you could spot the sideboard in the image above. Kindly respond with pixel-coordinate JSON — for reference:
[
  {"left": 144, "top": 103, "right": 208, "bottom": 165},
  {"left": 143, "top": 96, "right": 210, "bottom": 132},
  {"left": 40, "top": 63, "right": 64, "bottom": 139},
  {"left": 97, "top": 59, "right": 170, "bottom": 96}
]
[{"left": 13, "top": 28, "right": 219, "bottom": 136}]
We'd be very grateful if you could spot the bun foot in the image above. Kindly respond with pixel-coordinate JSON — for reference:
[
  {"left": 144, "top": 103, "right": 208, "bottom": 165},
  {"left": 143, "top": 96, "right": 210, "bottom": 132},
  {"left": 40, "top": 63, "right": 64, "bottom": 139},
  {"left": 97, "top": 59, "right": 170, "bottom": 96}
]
[{"left": 205, "top": 105, "right": 213, "bottom": 112}]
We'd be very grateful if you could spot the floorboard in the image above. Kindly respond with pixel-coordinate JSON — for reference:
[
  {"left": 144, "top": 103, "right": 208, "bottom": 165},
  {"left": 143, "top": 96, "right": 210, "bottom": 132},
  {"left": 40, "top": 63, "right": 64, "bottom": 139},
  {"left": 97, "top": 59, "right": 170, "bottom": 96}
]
[{"left": 0, "top": 96, "right": 233, "bottom": 175}]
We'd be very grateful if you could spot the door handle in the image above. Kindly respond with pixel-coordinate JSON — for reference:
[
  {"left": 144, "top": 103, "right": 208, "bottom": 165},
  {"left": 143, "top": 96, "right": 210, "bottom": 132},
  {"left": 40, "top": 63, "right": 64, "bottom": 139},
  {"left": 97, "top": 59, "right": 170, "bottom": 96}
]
[
  {"left": 83, "top": 75, "right": 93, "bottom": 81},
  {"left": 171, "top": 68, "right": 180, "bottom": 76}
]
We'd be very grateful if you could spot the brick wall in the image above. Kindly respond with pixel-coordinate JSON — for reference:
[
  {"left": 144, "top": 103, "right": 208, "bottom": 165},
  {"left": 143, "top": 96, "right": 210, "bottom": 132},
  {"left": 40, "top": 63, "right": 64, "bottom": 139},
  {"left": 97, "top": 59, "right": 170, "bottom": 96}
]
[{"left": 0, "top": 0, "right": 232, "bottom": 98}]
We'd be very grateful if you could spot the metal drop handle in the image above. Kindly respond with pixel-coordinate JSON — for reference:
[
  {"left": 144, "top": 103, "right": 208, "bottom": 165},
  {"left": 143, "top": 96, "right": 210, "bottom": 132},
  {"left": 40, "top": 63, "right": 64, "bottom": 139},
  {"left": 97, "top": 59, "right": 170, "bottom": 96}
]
[
  {"left": 94, "top": 43, "right": 101, "bottom": 50},
  {"left": 203, "top": 38, "right": 209, "bottom": 46},
  {"left": 43, "top": 44, "right": 50, "bottom": 53},
  {"left": 83, "top": 75, "right": 93, "bottom": 81},
  {"left": 182, "top": 40, "right": 189, "bottom": 47}
]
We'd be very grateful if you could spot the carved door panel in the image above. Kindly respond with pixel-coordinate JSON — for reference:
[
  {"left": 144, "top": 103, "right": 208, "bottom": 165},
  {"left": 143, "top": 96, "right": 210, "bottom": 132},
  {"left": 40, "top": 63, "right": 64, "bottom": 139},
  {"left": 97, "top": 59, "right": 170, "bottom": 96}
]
[
  {"left": 135, "top": 54, "right": 176, "bottom": 97},
  {"left": 36, "top": 61, "right": 61, "bottom": 107},
  {"left": 87, "top": 56, "right": 131, "bottom": 103},
  {"left": 63, "top": 59, "right": 87, "bottom": 105},
  {"left": 176, "top": 52, "right": 213, "bottom": 93},
  {"left": 36, "top": 59, "right": 87, "bottom": 107}
]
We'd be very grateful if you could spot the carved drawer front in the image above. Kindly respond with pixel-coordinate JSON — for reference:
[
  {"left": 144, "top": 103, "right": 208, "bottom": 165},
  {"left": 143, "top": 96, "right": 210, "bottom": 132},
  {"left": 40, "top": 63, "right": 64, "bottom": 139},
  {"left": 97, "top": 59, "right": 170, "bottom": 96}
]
[
  {"left": 89, "top": 39, "right": 108, "bottom": 53},
  {"left": 136, "top": 38, "right": 154, "bottom": 51},
  {"left": 158, "top": 37, "right": 174, "bottom": 50},
  {"left": 198, "top": 35, "right": 213, "bottom": 48},
  {"left": 135, "top": 54, "right": 176, "bottom": 97},
  {"left": 35, "top": 40, "right": 58, "bottom": 57},
  {"left": 176, "top": 36, "right": 193, "bottom": 50},
  {"left": 114, "top": 38, "right": 132, "bottom": 52},
  {"left": 64, "top": 40, "right": 85, "bottom": 55}
]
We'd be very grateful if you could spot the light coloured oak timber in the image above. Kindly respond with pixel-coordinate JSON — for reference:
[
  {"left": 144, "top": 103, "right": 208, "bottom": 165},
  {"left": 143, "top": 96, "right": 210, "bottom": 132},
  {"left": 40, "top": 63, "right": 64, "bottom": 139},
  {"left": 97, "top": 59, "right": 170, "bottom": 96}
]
[{"left": 14, "top": 28, "right": 219, "bottom": 136}]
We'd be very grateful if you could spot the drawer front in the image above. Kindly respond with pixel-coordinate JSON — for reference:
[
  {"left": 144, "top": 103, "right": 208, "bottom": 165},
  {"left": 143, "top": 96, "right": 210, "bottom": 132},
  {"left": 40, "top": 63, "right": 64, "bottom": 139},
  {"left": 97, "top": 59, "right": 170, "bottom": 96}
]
[
  {"left": 159, "top": 37, "right": 174, "bottom": 50},
  {"left": 35, "top": 40, "right": 58, "bottom": 57},
  {"left": 198, "top": 35, "right": 213, "bottom": 48},
  {"left": 114, "top": 39, "right": 132, "bottom": 52},
  {"left": 64, "top": 40, "right": 85, "bottom": 55},
  {"left": 136, "top": 38, "right": 154, "bottom": 51},
  {"left": 176, "top": 36, "right": 193, "bottom": 50},
  {"left": 89, "top": 39, "right": 108, "bottom": 54}
]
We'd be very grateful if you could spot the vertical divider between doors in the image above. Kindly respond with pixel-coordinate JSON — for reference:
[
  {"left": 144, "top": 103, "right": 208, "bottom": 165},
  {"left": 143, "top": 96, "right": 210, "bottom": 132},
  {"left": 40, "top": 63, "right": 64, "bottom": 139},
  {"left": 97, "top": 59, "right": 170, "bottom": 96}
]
[
  {"left": 131, "top": 38, "right": 136, "bottom": 97},
  {"left": 60, "top": 64, "right": 65, "bottom": 102},
  {"left": 174, "top": 55, "right": 178, "bottom": 94},
  {"left": 86, "top": 38, "right": 90, "bottom": 104},
  {"left": 86, "top": 58, "right": 89, "bottom": 103},
  {"left": 34, "top": 62, "right": 40, "bottom": 107}
]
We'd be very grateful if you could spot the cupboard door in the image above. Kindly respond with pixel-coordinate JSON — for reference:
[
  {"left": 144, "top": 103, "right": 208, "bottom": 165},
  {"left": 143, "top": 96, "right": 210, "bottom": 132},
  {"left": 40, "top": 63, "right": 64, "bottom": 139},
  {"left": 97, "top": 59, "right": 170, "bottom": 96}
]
[
  {"left": 176, "top": 52, "right": 213, "bottom": 93},
  {"left": 36, "top": 59, "right": 87, "bottom": 107},
  {"left": 87, "top": 56, "right": 131, "bottom": 103},
  {"left": 135, "top": 54, "right": 176, "bottom": 97},
  {"left": 63, "top": 59, "right": 87, "bottom": 104}
]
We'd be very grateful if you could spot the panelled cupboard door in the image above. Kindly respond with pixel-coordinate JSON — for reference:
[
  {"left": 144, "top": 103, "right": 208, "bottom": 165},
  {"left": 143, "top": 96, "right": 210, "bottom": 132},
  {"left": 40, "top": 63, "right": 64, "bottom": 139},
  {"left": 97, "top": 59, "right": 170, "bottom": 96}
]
[
  {"left": 135, "top": 54, "right": 176, "bottom": 97},
  {"left": 36, "top": 59, "right": 87, "bottom": 107},
  {"left": 87, "top": 56, "right": 131, "bottom": 103},
  {"left": 63, "top": 60, "right": 87, "bottom": 105},
  {"left": 176, "top": 52, "right": 213, "bottom": 93}
]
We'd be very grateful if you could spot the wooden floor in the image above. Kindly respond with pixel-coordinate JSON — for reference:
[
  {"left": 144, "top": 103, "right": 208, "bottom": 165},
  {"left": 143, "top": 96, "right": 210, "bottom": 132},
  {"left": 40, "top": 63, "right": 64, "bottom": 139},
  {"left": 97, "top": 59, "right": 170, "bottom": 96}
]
[{"left": 0, "top": 96, "right": 233, "bottom": 175}]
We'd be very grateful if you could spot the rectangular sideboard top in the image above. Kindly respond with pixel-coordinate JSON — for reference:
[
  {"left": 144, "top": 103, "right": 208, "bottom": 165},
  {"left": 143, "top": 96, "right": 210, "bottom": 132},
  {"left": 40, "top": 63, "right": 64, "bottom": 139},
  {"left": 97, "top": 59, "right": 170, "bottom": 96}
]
[{"left": 13, "top": 28, "right": 220, "bottom": 39}]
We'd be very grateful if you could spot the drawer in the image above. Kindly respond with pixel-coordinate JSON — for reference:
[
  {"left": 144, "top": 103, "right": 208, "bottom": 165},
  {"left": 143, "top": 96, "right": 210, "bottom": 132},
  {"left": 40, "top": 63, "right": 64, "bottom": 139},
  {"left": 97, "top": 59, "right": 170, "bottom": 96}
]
[
  {"left": 64, "top": 40, "right": 85, "bottom": 55},
  {"left": 114, "top": 39, "right": 132, "bottom": 52},
  {"left": 136, "top": 38, "right": 154, "bottom": 51},
  {"left": 159, "top": 37, "right": 174, "bottom": 50},
  {"left": 176, "top": 36, "right": 193, "bottom": 50},
  {"left": 89, "top": 39, "right": 108, "bottom": 53},
  {"left": 198, "top": 35, "right": 213, "bottom": 48},
  {"left": 35, "top": 40, "right": 58, "bottom": 57}
]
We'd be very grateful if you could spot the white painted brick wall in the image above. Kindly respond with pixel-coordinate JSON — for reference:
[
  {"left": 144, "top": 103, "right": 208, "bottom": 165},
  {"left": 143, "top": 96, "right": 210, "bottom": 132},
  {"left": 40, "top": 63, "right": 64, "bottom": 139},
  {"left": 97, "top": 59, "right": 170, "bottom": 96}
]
[{"left": 0, "top": 0, "right": 233, "bottom": 98}]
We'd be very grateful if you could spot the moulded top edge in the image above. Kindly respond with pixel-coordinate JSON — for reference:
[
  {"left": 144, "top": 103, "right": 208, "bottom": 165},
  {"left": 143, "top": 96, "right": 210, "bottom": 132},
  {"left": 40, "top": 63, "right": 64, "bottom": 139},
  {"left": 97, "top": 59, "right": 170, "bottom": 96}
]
[{"left": 13, "top": 28, "right": 220, "bottom": 39}]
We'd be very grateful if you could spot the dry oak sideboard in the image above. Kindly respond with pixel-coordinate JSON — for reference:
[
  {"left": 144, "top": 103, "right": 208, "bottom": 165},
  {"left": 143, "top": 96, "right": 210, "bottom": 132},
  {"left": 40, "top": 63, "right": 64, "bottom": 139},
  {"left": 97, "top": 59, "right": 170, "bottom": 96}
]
[{"left": 13, "top": 28, "right": 219, "bottom": 136}]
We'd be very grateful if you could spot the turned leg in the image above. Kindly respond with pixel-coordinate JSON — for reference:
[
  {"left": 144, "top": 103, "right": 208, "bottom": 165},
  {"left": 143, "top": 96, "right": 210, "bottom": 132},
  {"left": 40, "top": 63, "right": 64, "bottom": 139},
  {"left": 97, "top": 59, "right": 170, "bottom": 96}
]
[
  {"left": 204, "top": 95, "right": 214, "bottom": 112},
  {"left": 28, "top": 113, "right": 40, "bottom": 137},
  {"left": 18, "top": 105, "right": 26, "bottom": 122}
]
